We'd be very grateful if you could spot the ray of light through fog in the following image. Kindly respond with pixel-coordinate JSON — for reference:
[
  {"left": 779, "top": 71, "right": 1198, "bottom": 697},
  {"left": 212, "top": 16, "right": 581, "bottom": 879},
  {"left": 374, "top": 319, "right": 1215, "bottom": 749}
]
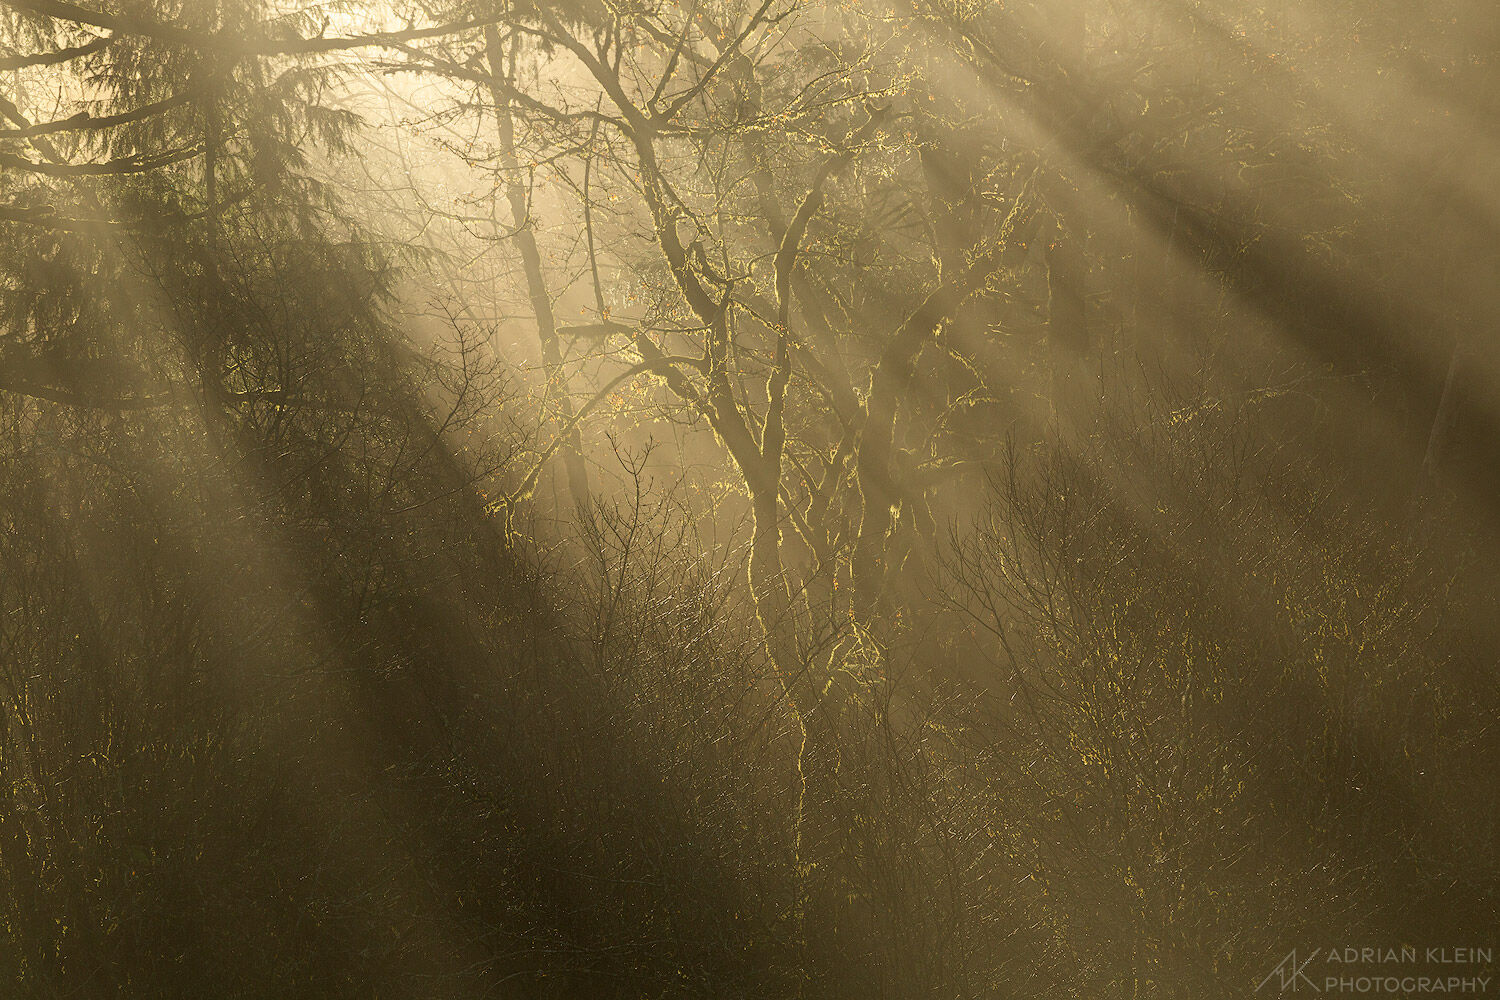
[{"left": 0, "top": 0, "right": 1497, "bottom": 996}]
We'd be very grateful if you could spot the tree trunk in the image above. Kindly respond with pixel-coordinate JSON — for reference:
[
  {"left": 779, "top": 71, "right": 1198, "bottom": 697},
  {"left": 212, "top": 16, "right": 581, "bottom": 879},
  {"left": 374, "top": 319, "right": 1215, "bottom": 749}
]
[
  {"left": 1046, "top": 222, "right": 1091, "bottom": 429},
  {"left": 484, "top": 26, "right": 590, "bottom": 514},
  {"left": 1422, "top": 338, "right": 1463, "bottom": 479}
]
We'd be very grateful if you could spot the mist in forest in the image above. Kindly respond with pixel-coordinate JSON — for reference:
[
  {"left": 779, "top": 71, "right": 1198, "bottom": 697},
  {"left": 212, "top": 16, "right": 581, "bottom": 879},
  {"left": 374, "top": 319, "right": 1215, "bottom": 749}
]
[{"left": 0, "top": 0, "right": 1497, "bottom": 995}]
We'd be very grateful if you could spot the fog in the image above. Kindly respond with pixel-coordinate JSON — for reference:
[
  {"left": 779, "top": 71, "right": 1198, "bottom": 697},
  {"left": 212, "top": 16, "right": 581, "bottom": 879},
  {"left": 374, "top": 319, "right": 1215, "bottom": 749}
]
[{"left": 0, "top": 0, "right": 1496, "bottom": 995}]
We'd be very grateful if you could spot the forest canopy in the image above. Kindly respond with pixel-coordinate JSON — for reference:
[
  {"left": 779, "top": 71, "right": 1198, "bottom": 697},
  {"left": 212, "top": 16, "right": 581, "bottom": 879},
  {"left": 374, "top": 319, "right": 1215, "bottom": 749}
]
[{"left": 0, "top": 0, "right": 1497, "bottom": 996}]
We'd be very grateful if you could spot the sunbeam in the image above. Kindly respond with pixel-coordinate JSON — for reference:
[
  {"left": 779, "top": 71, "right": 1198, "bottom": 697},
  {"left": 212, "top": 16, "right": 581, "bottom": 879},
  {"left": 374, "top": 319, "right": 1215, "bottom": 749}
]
[{"left": 1, "top": 0, "right": 1497, "bottom": 995}]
